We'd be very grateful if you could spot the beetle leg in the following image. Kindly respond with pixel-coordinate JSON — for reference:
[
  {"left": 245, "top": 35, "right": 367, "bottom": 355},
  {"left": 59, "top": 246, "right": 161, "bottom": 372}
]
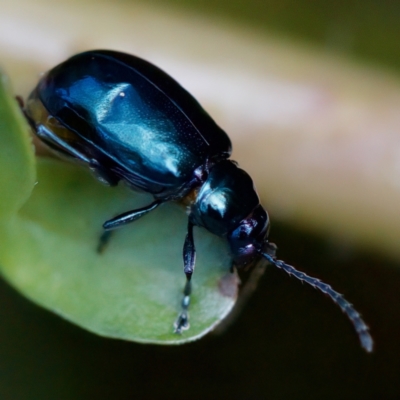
[
  {"left": 97, "top": 230, "right": 113, "bottom": 254},
  {"left": 174, "top": 221, "right": 196, "bottom": 333},
  {"left": 35, "top": 125, "right": 92, "bottom": 164},
  {"left": 98, "top": 200, "right": 163, "bottom": 253},
  {"left": 88, "top": 160, "right": 120, "bottom": 187},
  {"left": 102, "top": 199, "right": 163, "bottom": 230},
  {"left": 35, "top": 124, "right": 121, "bottom": 187}
]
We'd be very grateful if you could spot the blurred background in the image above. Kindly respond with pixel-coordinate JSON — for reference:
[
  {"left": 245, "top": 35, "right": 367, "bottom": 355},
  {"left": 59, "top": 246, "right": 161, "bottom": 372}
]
[{"left": 1, "top": 0, "right": 400, "bottom": 398}]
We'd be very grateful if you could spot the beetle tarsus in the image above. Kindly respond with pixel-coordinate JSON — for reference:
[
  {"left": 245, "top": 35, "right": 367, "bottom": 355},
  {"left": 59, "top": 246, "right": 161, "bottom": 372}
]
[
  {"left": 262, "top": 251, "right": 374, "bottom": 352},
  {"left": 174, "top": 281, "right": 192, "bottom": 333},
  {"left": 174, "top": 310, "right": 190, "bottom": 333}
]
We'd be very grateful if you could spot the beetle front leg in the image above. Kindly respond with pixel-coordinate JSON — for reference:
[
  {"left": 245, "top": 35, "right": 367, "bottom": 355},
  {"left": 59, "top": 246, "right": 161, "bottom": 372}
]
[{"left": 174, "top": 221, "right": 196, "bottom": 333}]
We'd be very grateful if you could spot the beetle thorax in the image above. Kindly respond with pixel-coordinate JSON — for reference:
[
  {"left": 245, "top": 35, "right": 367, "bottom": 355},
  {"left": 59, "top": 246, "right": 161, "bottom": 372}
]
[{"left": 188, "top": 161, "right": 253, "bottom": 233}]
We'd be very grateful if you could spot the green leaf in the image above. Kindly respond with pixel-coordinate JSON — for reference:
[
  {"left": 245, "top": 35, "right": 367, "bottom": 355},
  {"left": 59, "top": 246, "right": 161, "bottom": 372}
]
[
  {"left": 0, "top": 71, "right": 237, "bottom": 344},
  {"left": 0, "top": 70, "right": 36, "bottom": 218}
]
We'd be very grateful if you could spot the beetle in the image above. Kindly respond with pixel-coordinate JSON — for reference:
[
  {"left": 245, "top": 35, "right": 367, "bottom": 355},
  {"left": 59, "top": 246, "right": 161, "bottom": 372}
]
[{"left": 23, "top": 50, "right": 373, "bottom": 351}]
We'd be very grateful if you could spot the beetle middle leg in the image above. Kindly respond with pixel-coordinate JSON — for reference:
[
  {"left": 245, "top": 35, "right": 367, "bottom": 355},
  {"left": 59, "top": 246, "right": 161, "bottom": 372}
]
[
  {"left": 97, "top": 230, "right": 114, "bottom": 254},
  {"left": 97, "top": 199, "right": 163, "bottom": 253},
  {"left": 174, "top": 221, "right": 196, "bottom": 333},
  {"left": 102, "top": 199, "right": 163, "bottom": 230}
]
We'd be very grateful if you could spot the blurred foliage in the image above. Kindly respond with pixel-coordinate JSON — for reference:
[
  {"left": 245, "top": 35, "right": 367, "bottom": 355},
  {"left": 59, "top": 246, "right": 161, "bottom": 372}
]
[
  {"left": 0, "top": 74, "right": 35, "bottom": 218},
  {"left": 146, "top": 0, "right": 400, "bottom": 71}
]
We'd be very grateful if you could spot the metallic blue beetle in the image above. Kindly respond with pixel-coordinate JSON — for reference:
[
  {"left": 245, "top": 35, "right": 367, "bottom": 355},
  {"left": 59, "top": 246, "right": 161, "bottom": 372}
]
[{"left": 24, "top": 50, "right": 372, "bottom": 351}]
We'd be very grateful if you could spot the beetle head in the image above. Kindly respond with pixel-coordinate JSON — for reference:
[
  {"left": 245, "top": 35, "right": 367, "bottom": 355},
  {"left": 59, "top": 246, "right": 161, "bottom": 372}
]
[{"left": 227, "top": 204, "right": 270, "bottom": 268}]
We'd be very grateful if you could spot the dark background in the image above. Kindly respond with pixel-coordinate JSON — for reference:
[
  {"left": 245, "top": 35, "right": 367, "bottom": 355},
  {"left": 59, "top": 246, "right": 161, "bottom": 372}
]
[{"left": 2, "top": 0, "right": 400, "bottom": 399}]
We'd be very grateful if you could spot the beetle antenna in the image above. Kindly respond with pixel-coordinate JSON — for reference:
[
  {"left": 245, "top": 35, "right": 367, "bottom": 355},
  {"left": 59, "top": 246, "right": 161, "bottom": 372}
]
[{"left": 261, "top": 249, "right": 373, "bottom": 352}]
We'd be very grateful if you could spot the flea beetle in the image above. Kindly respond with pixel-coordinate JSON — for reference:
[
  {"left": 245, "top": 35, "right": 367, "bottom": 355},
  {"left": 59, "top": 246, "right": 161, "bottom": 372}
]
[{"left": 23, "top": 50, "right": 373, "bottom": 351}]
